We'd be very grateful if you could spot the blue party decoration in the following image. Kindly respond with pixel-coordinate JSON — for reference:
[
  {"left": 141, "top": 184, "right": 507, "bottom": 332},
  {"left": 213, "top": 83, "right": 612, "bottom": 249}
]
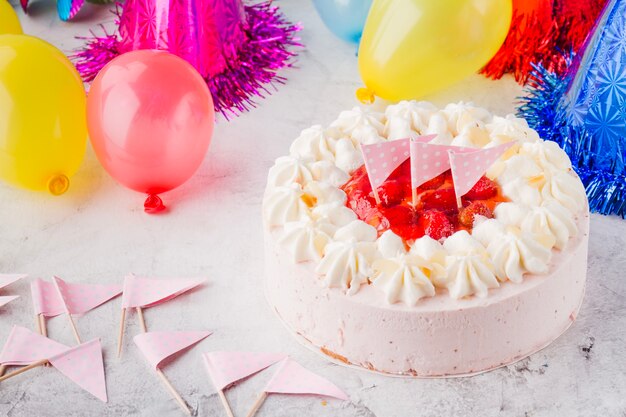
[
  {"left": 518, "top": 0, "right": 626, "bottom": 218},
  {"left": 313, "top": 0, "right": 373, "bottom": 44}
]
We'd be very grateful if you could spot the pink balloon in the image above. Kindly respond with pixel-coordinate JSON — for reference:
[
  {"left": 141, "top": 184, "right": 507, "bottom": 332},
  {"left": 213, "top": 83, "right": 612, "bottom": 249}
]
[{"left": 86, "top": 50, "right": 214, "bottom": 213}]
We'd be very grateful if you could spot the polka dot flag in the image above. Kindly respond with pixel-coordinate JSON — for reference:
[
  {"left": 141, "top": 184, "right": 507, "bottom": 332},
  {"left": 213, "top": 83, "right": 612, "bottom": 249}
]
[
  {"left": 134, "top": 330, "right": 212, "bottom": 370},
  {"left": 48, "top": 339, "right": 108, "bottom": 402},
  {"left": 0, "top": 325, "right": 68, "bottom": 366},
  {"left": 409, "top": 141, "right": 474, "bottom": 190},
  {"left": 264, "top": 358, "right": 348, "bottom": 401},
  {"left": 0, "top": 274, "right": 25, "bottom": 309},
  {"left": 0, "top": 274, "right": 26, "bottom": 291},
  {"left": 0, "top": 296, "right": 19, "bottom": 309},
  {"left": 360, "top": 138, "right": 412, "bottom": 191},
  {"left": 121, "top": 274, "right": 206, "bottom": 309},
  {"left": 449, "top": 142, "right": 514, "bottom": 198},
  {"left": 52, "top": 276, "right": 123, "bottom": 316},
  {"left": 31, "top": 278, "right": 66, "bottom": 317},
  {"left": 203, "top": 351, "right": 286, "bottom": 390},
  {"left": 0, "top": 326, "right": 107, "bottom": 402}
]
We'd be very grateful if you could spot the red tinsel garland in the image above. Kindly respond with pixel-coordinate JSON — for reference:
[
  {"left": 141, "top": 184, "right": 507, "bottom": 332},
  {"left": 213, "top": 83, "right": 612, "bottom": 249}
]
[{"left": 481, "top": 0, "right": 608, "bottom": 83}]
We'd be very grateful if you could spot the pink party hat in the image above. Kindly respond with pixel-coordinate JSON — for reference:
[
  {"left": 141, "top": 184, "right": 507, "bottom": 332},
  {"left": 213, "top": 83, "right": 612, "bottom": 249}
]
[
  {"left": 134, "top": 331, "right": 212, "bottom": 369},
  {"left": 203, "top": 351, "right": 286, "bottom": 390},
  {"left": 73, "top": 0, "right": 301, "bottom": 116}
]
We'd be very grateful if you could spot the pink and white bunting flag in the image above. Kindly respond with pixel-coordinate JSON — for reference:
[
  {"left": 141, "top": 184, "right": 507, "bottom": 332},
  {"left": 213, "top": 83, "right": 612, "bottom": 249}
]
[
  {"left": 52, "top": 276, "right": 122, "bottom": 315},
  {"left": 48, "top": 339, "right": 108, "bottom": 402},
  {"left": 121, "top": 274, "right": 206, "bottom": 309},
  {"left": 264, "top": 358, "right": 348, "bottom": 401},
  {"left": 134, "top": 331, "right": 212, "bottom": 370},
  {"left": 0, "top": 295, "right": 19, "bottom": 309},
  {"left": 0, "top": 326, "right": 69, "bottom": 366},
  {"left": 360, "top": 138, "right": 411, "bottom": 191},
  {"left": 31, "top": 278, "right": 66, "bottom": 317},
  {"left": 448, "top": 142, "right": 514, "bottom": 198},
  {"left": 409, "top": 140, "right": 474, "bottom": 190},
  {"left": 0, "top": 274, "right": 26, "bottom": 290},
  {"left": 203, "top": 351, "right": 286, "bottom": 390}
]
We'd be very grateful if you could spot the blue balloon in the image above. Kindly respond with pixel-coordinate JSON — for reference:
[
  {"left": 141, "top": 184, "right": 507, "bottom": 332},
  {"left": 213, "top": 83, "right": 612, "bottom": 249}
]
[
  {"left": 519, "top": 0, "right": 626, "bottom": 218},
  {"left": 313, "top": 0, "right": 373, "bottom": 44}
]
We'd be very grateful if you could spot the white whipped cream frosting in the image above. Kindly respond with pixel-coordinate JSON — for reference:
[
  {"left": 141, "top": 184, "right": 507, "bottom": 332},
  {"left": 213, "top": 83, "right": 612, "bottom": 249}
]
[{"left": 264, "top": 101, "right": 588, "bottom": 305}]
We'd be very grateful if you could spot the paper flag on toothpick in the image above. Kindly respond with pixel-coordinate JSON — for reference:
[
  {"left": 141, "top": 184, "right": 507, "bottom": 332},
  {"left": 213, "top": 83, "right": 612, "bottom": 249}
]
[
  {"left": 0, "top": 274, "right": 26, "bottom": 290},
  {"left": 203, "top": 351, "right": 286, "bottom": 390},
  {"left": 409, "top": 140, "right": 473, "bottom": 190},
  {"left": 0, "top": 296, "right": 19, "bottom": 309},
  {"left": 448, "top": 142, "right": 514, "bottom": 199},
  {"left": 48, "top": 339, "right": 108, "bottom": 402},
  {"left": 121, "top": 274, "right": 206, "bottom": 308},
  {"left": 134, "top": 331, "right": 212, "bottom": 370},
  {"left": 31, "top": 278, "right": 66, "bottom": 317},
  {"left": 0, "top": 326, "right": 69, "bottom": 366},
  {"left": 264, "top": 358, "right": 348, "bottom": 400},
  {"left": 52, "top": 276, "right": 122, "bottom": 315},
  {"left": 361, "top": 138, "right": 415, "bottom": 203},
  {"left": 246, "top": 358, "right": 349, "bottom": 417}
]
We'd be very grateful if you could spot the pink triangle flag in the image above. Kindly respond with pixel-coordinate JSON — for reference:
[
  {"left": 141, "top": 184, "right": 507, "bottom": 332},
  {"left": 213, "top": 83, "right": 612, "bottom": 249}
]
[
  {"left": 52, "top": 276, "right": 122, "bottom": 315},
  {"left": 0, "top": 326, "right": 69, "bottom": 366},
  {"left": 0, "top": 295, "right": 19, "bottom": 308},
  {"left": 134, "top": 331, "right": 212, "bottom": 370},
  {"left": 360, "top": 138, "right": 411, "bottom": 192},
  {"left": 121, "top": 274, "right": 206, "bottom": 309},
  {"left": 48, "top": 339, "right": 108, "bottom": 402},
  {"left": 0, "top": 274, "right": 26, "bottom": 290},
  {"left": 409, "top": 140, "right": 474, "bottom": 190},
  {"left": 264, "top": 358, "right": 348, "bottom": 401},
  {"left": 203, "top": 351, "right": 286, "bottom": 390},
  {"left": 31, "top": 278, "right": 66, "bottom": 317},
  {"left": 448, "top": 142, "right": 514, "bottom": 198}
]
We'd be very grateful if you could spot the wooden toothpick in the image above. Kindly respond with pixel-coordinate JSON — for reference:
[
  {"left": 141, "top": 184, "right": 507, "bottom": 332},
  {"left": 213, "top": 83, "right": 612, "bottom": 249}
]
[
  {"left": 245, "top": 391, "right": 268, "bottom": 417},
  {"left": 35, "top": 313, "right": 42, "bottom": 335},
  {"left": 0, "top": 365, "right": 6, "bottom": 377},
  {"left": 373, "top": 188, "right": 381, "bottom": 206},
  {"left": 0, "top": 358, "right": 48, "bottom": 383},
  {"left": 67, "top": 314, "right": 81, "bottom": 344},
  {"left": 136, "top": 307, "right": 147, "bottom": 333},
  {"left": 456, "top": 195, "right": 463, "bottom": 211},
  {"left": 156, "top": 369, "right": 191, "bottom": 415},
  {"left": 117, "top": 308, "right": 126, "bottom": 358},
  {"left": 39, "top": 314, "right": 47, "bottom": 338},
  {"left": 412, "top": 188, "right": 418, "bottom": 207},
  {"left": 217, "top": 389, "right": 235, "bottom": 417}
]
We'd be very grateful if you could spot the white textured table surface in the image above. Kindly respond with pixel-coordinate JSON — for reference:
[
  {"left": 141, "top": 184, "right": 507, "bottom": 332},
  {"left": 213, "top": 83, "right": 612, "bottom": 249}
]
[{"left": 1, "top": 1, "right": 626, "bottom": 416}]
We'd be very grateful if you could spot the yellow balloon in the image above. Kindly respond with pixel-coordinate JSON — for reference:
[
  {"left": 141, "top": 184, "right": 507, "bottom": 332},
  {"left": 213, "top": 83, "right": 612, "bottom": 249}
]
[
  {"left": 358, "top": 0, "right": 512, "bottom": 101},
  {"left": 0, "top": 35, "right": 87, "bottom": 195},
  {"left": 0, "top": 0, "right": 22, "bottom": 35}
]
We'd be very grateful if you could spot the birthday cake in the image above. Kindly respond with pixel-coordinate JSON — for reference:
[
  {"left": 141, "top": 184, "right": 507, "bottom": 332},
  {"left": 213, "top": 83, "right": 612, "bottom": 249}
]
[{"left": 263, "top": 101, "right": 589, "bottom": 377}]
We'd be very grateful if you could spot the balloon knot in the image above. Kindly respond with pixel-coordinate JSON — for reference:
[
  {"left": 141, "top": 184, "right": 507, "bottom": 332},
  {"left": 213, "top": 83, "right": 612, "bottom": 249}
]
[
  {"left": 356, "top": 87, "right": 375, "bottom": 105},
  {"left": 144, "top": 194, "right": 166, "bottom": 214},
  {"left": 47, "top": 175, "right": 70, "bottom": 196}
]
